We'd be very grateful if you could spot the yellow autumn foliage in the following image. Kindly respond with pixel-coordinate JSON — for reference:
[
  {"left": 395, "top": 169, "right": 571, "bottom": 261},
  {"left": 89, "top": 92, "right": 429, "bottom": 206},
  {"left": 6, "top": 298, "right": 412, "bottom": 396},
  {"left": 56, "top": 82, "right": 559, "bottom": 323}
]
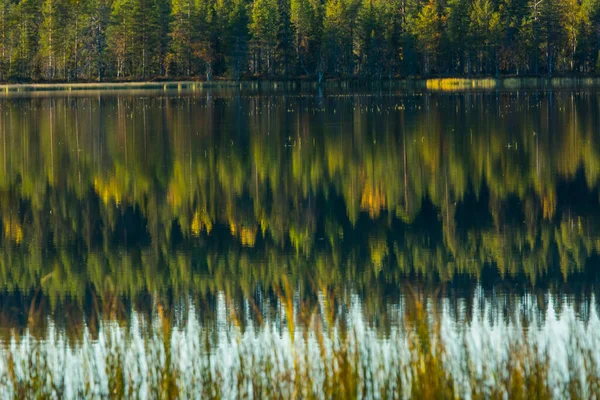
[
  {"left": 94, "top": 177, "right": 122, "bottom": 205},
  {"left": 240, "top": 226, "right": 257, "bottom": 247},
  {"left": 3, "top": 218, "right": 23, "bottom": 244},
  {"left": 360, "top": 184, "right": 386, "bottom": 218},
  {"left": 191, "top": 210, "right": 213, "bottom": 236}
]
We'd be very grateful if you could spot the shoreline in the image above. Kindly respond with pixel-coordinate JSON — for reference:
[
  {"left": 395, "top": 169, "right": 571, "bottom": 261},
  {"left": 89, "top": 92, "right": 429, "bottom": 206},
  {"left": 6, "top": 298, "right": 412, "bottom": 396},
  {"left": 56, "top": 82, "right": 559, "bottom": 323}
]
[{"left": 1, "top": 77, "right": 600, "bottom": 92}]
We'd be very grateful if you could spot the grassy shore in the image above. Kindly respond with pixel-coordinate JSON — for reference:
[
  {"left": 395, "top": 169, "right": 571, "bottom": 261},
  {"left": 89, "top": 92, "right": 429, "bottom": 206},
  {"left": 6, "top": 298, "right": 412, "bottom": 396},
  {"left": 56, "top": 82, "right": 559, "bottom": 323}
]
[{"left": 1, "top": 77, "right": 600, "bottom": 93}]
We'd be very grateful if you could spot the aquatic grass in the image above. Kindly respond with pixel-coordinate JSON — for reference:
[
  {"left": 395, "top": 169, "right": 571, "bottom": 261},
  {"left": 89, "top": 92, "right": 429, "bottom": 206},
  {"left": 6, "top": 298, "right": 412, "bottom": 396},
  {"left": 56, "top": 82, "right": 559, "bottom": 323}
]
[
  {"left": 425, "top": 77, "right": 600, "bottom": 91},
  {"left": 426, "top": 78, "right": 498, "bottom": 91},
  {"left": 1, "top": 292, "right": 600, "bottom": 399}
]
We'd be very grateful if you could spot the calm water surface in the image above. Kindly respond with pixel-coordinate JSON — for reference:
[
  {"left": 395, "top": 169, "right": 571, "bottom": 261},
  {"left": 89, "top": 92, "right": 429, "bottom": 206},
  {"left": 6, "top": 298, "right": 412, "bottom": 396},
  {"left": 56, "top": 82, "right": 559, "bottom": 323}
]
[{"left": 1, "top": 88, "right": 600, "bottom": 398}]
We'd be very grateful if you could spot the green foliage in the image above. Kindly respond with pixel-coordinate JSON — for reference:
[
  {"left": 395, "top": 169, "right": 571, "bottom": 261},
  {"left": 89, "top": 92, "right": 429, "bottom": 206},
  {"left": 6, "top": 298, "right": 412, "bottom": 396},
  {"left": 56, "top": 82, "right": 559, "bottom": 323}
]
[
  {"left": 108, "top": 0, "right": 134, "bottom": 77},
  {"left": 409, "top": 0, "right": 442, "bottom": 74},
  {"left": 168, "top": 0, "right": 196, "bottom": 76},
  {"left": 0, "top": 0, "right": 600, "bottom": 79},
  {"left": 250, "top": 0, "right": 280, "bottom": 75},
  {"left": 469, "top": 0, "right": 501, "bottom": 75},
  {"left": 291, "top": 0, "right": 322, "bottom": 77}
]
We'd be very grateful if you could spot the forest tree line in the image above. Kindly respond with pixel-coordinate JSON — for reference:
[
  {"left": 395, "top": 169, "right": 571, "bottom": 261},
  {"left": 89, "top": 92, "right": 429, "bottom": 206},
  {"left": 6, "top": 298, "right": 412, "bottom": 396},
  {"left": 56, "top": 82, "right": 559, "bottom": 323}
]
[{"left": 1, "top": 0, "right": 600, "bottom": 81}]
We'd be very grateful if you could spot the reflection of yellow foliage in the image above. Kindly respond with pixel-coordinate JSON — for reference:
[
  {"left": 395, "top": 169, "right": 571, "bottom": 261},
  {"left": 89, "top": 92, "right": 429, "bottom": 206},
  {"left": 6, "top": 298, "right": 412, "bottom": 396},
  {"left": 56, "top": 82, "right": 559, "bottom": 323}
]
[
  {"left": 326, "top": 146, "right": 344, "bottom": 176},
  {"left": 94, "top": 177, "right": 122, "bottom": 205},
  {"left": 421, "top": 138, "right": 439, "bottom": 173},
  {"left": 4, "top": 218, "right": 23, "bottom": 244},
  {"left": 258, "top": 213, "right": 268, "bottom": 237},
  {"left": 289, "top": 227, "right": 310, "bottom": 254},
  {"left": 369, "top": 237, "right": 388, "bottom": 272},
  {"left": 228, "top": 219, "right": 257, "bottom": 247},
  {"left": 167, "top": 162, "right": 188, "bottom": 209},
  {"left": 240, "top": 226, "right": 257, "bottom": 247},
  {"left": 166, "top": 184, "right": 181, "bottom": 209},
  {"left": 542, "top": 192, "right": 556, "bottom": 220},
  {"left": 191, "top": 213, "right": 201, "bottom": 235},
  {"left": 361, "top": 184, "right": 386, "bottom": 218},
  {"left": 191, "top": 210, "right": 213, "bottom": 236}
]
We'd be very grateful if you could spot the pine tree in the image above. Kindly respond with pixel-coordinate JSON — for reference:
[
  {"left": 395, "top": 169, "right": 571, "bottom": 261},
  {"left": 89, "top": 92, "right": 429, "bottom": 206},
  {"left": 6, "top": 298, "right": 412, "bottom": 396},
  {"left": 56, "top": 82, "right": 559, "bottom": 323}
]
[
  {"left": 323, "top": 0, "right": 359, "bottom": 76},
  {"left": 342, "top": 0, "right": 361, "bottom": 75},
  {"left": 498, "top": 0, "right": 528, "bottom": 74},
  {"left": 40, "top": 0, "right": 68, "bottom": 79},
  {"left": 469, "top": 0, "right": 501, "bottom": 75},
  {"left": 250, "top": 0, "right": 279, "bottom": 75},
  {"left": 226, "top": 0, "right": 249, "bottom": 80},
  {"left": 108, "top": 0, "right": 134, "bottom": 77},
  {"left": 131, "top": 0, "right": 161, "bottom": 77},
  {"left": 377, "top": 0, "right": 402, "bottom": 79},
  {"left": 356, "top": 0, "right": 385, "bottom": 78},
  {"left": 156, "top": 0, "right": 170, "bottom": 76},
  {"left": 399, "top": 0, "right": 422, "bottom": 76},
  {"left": 516, "top": 0, "right": 543, "bottom": 74},
  {"left": 195, "top": 0, "right": 219, "bottom": 80},
  {"left": 291, "top": 0, "right": 322, "bottom": 77},
  {"left": 0, "top": 0, "right": 14, "bottom": 80},
  {"left": 322, "top": 0, "right": 344, "bottom": 76},
  {"left": 11, "top": 0, "right": 41, "bottom": 80},
  {"left": 538, "top": 0, "right": 564, "bottom": 76},
  {"left": 65, "top": 0, "right": 91, "bottom": 80},
  {"left": 446, "top": 0, "right": 470, "bottom": 74},
  {"left": 276, "top": 0, "right": 295, "bottom": 77},
  {"left": 168, "top": 0, "right": 195, "bottom": 76},
  {"left": 581, "top": 0, "right": 600, "bottom": 72},
  {"left": 87, "top": 0, "right": 110, "bottom": 81},
  {"left": 410, "top": 0, "right": 442, "bottom": 75},
  {"left": 562, "top": 0, "right": 589, "bottom": 72}
]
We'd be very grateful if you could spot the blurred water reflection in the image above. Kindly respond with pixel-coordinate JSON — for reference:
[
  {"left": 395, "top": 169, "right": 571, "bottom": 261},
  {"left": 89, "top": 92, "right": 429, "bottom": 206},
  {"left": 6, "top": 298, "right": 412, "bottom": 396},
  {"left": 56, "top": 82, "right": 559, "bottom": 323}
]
[{"left": 1, "top": 88, "right": 600, "bottom": 397}]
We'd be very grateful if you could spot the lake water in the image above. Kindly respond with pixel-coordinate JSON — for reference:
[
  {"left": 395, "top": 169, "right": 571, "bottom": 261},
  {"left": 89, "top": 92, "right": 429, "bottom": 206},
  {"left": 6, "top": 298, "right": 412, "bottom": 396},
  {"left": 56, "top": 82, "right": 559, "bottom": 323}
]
[{"left": 1, "top": 88, "right": 600, "bottom": 398}]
